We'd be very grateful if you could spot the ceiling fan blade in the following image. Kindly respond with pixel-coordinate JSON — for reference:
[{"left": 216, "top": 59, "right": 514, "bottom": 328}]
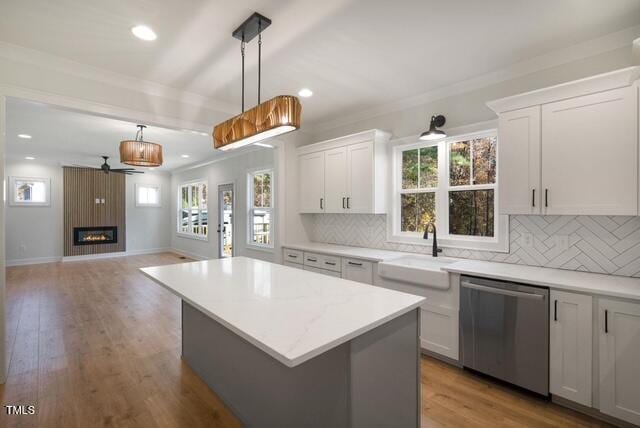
[
  {"left": 111, "top": 168, "right": 137, "bottom": 171},
  {"left": 69, "top": 164, "right": 100, "bottom": 170}
]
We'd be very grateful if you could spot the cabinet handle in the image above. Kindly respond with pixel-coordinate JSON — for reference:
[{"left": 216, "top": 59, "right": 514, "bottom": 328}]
[
  {"left": 320, "top": 198, "right": 323, "bottom": 210},
  {"left": 554, "top": 300, "right": 557, "bottom": 321},
  {"left": 287, "top": 254, "right": 298, "bottom": 259},
  {"left": 545, "top": 189, "right": 549, "bottom": 208},
  {"left": 325, "top": 261, "right": 336, "bottom": 266},
  {"left": 306, "top": 258, "right": 317, "bottom": 262},
  {"left": 532, "top": 189, "right": 536, "bottom": 207},
  {"left": 342, "top": 197, "right": 346, "bottom": 209},
  {"left": 346, "top": 197, "right": 350, "bottom": 209},
  {"left": 605, "top": 309, "right": 609, "bottom": 333},
  {"left": 348, "top": 261, "right": 363, "bottom": 266}
]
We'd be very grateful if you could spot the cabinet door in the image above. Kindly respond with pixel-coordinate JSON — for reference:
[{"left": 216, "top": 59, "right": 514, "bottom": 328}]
[
  {"left": 420, "top": 303, "right": 459, "bottom": 361},
  {"left": 599, "top": 298, "right": 640, "bottom": 425},
  {"left": 549, "top": 290, "right": 592, "bottom": 406},
  {"left": 347, "top": 141, "right": 374, "bottom": 213},
  {"left": 541, "top": 87, "right": 637, "bottom": 215},
  {"left": 497, "top": 106, "right": 541, "bottom": 214},
  {"left": 341, "top": 258, "right": 373, "bottom": 284},
  {"left": 324, "top": 147, "right": 348, "bottom": 213},
  {"left": 299, "top": 152, "right": 325, "bottom": 213}
]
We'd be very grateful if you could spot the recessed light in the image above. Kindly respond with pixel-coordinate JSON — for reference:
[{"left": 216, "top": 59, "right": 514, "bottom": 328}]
[
  {"left": 181, "top": 154, "right": 190, "bottom": 158},
  {"left": 131, "top": 25, "right": 157, "bottom": 41},
  {"left": 18, "top": 134, "right": 32, "bottom": 139},
  {"left": 298, "top": 88, "right": 313, "bottom": 98},
  {"left": 25, "top": 156, "right": 35, "bottom": 160}
]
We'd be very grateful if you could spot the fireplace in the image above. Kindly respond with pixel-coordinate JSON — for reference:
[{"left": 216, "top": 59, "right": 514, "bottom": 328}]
[{"left": 73, "top": 226, "right": 118, "bottom": 245}]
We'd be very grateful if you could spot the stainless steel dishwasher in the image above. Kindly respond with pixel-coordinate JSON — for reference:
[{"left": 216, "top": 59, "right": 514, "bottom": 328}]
[{"left": 460, "top": 275, "right": 549, "bottom": 396}]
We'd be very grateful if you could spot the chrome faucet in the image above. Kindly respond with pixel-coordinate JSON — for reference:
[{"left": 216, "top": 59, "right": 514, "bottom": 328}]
[{"left": 423, "top": 222, "right": 443, "bottom": 257}]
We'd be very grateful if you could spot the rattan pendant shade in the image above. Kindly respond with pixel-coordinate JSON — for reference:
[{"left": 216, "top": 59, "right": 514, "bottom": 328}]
[{"left": 119, "top": 125, "right": 163, "bottom": 167}]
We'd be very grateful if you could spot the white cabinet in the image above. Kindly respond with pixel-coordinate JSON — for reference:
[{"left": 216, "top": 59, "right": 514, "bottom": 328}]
[
  {"left": 324, "top": 147, "right": 348, "bottom": 213},
  {"left": 420, "top": 303, "right": 459, "bottom": 361},
  {"left": 303, "top": 265, "right": 341, "bottom": 278},
  {"left": 497, "top": 106, "right": 541, "bottom": 214},
  {"left": 341, "top": 258, "right": 373, "bottom": 284},
  {"left": 598, "top": 298, "right": 640, "bottom": 425},
  {"left": 549, "top": 290, "right": 592, "bottom": 406},
  {"left": 299, "top": 152, "right": 325, "bottom": 213},
  {"left": 298, "top": 129, "right": 390, "bottom": 214},
  {"left": 541, "top": 87, "right": 637, "bottom": 215},
  {"left": 489, "top": 68, "right": 639, "bottom": 216}
]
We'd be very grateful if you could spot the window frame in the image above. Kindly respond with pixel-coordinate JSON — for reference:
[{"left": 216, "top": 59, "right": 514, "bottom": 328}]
[
  {"left": 9, "top": 176, "right": 51, "bottom": 207},
  {"left": 176, "top": 179, "right": 208, "bottom": 241},
  {"left": 389, "top": 129, "right": 508, "bottom": 252},
  {"left": 135, "top": 183, "right": 162, "bottom": 207},
  {"left": 247, "top": 168, "right": 275, "bottom": 251}
]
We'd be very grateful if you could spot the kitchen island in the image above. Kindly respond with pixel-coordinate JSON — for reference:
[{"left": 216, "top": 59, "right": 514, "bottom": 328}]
[{"left": 141, "top": 256, "right": 424, "bottom": 428}]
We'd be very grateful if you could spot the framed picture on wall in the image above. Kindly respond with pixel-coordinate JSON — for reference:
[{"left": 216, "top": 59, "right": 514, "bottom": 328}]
[{"left": 9, "top": 176, "right": 51, "bottom": 206}]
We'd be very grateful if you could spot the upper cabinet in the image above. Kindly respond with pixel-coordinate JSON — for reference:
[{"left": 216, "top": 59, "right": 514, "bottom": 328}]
[
  {"left": 488, "top": 67, "right": 640, "bottom": 216},
  {"left": 298, "top": 129, "right": 391, "bottom": 214}
]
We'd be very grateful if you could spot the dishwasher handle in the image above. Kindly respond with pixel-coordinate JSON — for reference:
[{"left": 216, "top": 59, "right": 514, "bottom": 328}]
[{"left": 461, "top": 281, "right": 546, "bottom": 300}]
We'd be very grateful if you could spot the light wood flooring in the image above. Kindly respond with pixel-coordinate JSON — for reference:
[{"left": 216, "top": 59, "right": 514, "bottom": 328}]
[{"left": 0, "top": 253, "right": 612, "bottom": 427}]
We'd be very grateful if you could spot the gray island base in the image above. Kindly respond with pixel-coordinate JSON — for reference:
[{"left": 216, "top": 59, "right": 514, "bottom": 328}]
[{"left": 182, "top": 301, "right": 420, "bottom": 428}]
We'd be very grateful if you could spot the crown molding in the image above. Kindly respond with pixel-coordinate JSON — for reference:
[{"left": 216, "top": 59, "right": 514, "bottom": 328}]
[
  {"left": 0, "top": 41, "right": 238, "bottom": 115},
  {"left": 311, "top": 24, "right": 640, "bottom": 134}
]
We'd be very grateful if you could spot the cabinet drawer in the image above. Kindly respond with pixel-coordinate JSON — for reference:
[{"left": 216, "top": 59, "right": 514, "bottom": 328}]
[
  {"left": 303, "top": 252, "right": 341, "bottom": 272},
  {"left": 283, "top": 248, "right": 303, "bottom": 264},
  {"left": 341, "top": 258, "right": 373, "bottom": 284},
  {"left": 303, "top": 265, "right": 341, "bottom": 278},
  {"left": 283, "top": 261, "right": 304, "bottom": 270}
]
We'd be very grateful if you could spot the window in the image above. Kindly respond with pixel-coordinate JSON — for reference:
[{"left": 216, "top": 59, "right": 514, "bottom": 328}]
[
  {"left": 177, "top": 181, "right": 208, "bottom": 239},
  {"left": 392, "top": 130, "right": 507, "bottom": 252},
  {"left": 248, "top": 169, "right": 274, "bottom": 248},
  {"left": 135, "top": 184, "right": 161, "bottom": 207},
  {"left": 9, "top": 176, "right": 50, "bottom": 206}
]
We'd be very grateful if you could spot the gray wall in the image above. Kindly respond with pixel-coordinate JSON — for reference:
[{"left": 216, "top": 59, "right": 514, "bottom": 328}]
[{"left": 5, "top": 159, "right": 172, "bottom": 264}]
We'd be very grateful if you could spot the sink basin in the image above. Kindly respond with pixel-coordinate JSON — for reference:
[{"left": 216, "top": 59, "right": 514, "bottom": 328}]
[{"left": 378, "top": 256, "right": 457, "bottom": 289}]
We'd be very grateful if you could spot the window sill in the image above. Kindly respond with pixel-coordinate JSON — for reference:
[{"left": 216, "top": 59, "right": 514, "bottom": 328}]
[
  {"left": 136, "top": 203, "right": 162, "bottom": 208},
  {"left": 387, "top": 234, "right": 508, "bottom": 253},
  {"left": 176, "top": 232, "right": 209, "bottom": 242},
  {"left": 246, "top": 244, "right": 275, "bottom": 253}
]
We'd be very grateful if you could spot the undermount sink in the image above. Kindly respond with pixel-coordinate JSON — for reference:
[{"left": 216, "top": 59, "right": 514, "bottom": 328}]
[{"left": 378, "top": 255, "right": 457, "bottom": 289}]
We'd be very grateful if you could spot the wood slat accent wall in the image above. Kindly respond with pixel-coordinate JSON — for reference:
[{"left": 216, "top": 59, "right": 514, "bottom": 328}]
[{"left": 63, "top": 167, "right": 126, "bottom": 256}]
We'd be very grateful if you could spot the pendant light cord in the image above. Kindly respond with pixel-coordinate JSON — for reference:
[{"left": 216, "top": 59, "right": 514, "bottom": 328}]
[
  {"left": 258, "top": 21, "right": 262, "bottom": 104},
  {"left": 241, "top": 38, "right": 246, "bottom": 112}
]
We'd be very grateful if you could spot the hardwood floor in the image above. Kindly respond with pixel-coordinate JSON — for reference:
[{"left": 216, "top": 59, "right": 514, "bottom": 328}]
[{"left": 1, "top": 254, "right": 611, "bottom": 427}]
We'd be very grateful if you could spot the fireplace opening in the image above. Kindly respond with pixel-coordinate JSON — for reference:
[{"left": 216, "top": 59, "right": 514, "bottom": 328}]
[{"left": 73, "top": 226, "right": 118, "bottom": 245}]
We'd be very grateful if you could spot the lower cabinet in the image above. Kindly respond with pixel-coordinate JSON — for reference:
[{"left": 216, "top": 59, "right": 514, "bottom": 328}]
[
  {"left": 598, "top": 298, "right": 640, "bottom": 425},
  {"left": 303, "top": 265, "right": 341, "bottom": 278},
  {"left": 420, "top": 303, "right": 458, "bottom": 361},
  {"left": 341, "top": 258, "right": 373, "bottom": 284},
  {"left": 282, "top": 247, "right": 374, "bottom": 284},
  {"left": 283, "top": 261, "right": 303, "bottom": 270},
  {"left": 549, "top": 290, "right": 592, "bottom": 406}
]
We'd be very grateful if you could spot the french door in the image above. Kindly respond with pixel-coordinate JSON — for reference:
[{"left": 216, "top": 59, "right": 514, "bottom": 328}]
[{"left": 217, "top": 183, "right": 234, "bottom": 258}]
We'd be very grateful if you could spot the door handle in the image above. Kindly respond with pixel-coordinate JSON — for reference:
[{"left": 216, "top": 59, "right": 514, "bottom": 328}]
[
  {"left": 306, "top": 258, "right": 317, "bottom": 262},
  {"left": 554, "top": 299, "right": 558, "bottom": 321},
  {"left": 324, "top": 261, "right": 336, "bottom": 266},
  {"left": 342, "top": 197, "right": 346, "bottom": 209},
  {"left": 461, "top": 281, "right": 546, "bottom": 300},
  {"left": 605, "top": 309, "right": 609, "bottom": 333},
  {"left": 545, "top": 189, "right": 549, "bottom": 208},
  {"left": 346, "top": 197, "right": 350, "bottom": 209},
  {"left": 532, "top": 189, "right": 536, "bottom": 207},
  {"left": 320, "top": 198, "right": 323, "bottom": 210},
  {"left": 348, "top": 261, "right": 363, "bottom": 267}
]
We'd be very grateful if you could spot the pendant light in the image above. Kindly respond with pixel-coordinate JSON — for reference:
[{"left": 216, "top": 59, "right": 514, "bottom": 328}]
[
  {"left": 419, "top": 115, "right": 446, "bottom": 141},
  {"left": 213, "top": 13, "right": 302, "bottom": 151},
  {"left": 119, "top": 124, "right": 163, "bottom": 167}
]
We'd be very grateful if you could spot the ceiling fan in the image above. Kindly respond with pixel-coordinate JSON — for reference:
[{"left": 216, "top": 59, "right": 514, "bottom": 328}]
[{"left": 73, "top": 156, "right": 144, "bottom": 175}]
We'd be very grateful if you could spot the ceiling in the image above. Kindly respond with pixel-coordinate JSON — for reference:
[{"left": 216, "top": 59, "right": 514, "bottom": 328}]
[
  {"left": 5, "top": 98, "right": 243, "bottom": 171},
  {"left": 1, "top": 0, "right": 639, "bottom": 128}
]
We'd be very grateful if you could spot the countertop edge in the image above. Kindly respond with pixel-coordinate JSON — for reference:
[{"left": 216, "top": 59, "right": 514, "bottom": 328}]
[
  {"left": 282, "top": 243, "right": 405, "bottom": 262},
  {"left": 140, "top": 266, "right": 425, "bottom": 368}
]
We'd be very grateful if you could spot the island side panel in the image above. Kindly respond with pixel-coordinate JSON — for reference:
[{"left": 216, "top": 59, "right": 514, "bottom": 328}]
[
  {"left": 181, "top": 301, "right": 350, "bottom": 428},
  {"left": 349, "top": 308, "right": 420, "bottom": 428}
]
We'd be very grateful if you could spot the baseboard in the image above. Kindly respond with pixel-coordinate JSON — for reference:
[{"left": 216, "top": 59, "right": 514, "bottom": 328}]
[
  {"left": 552, "top": 395, "right": 637, "bottom": 428},
  {"left": 6, "top": 256, "right": 62, "bottom": 267},
  {"left": 61, "top": 247, "right": 172, "bottom": 262},
  {"left": 168, "top": 248, "right": 208, "bottom": 261}
]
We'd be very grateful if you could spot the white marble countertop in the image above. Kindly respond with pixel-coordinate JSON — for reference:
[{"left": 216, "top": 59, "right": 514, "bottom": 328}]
[
  {"left": 141, "top": 257, "right": 425, "bottom": 368},
  {"left": 444, "top": 260, "right": 640, "bottom": 301},
  {"left": 283, "top": 242, "right": 406, "bottom": 262}
]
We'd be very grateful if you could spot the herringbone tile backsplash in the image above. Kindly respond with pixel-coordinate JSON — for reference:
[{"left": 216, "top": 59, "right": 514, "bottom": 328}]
[{"left": 306, "top": 214, "right": 640, "bottom": 277}]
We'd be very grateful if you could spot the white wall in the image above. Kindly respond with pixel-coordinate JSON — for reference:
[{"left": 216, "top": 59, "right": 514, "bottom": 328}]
[
  {"left": 5, "top": 159, "right": 63, "bottom": 264},
  {"left": 170, "top": 148, "right": 279, "bottom": 262},
  {"left": 125, "top": 172, "right": 172, "bottom": 253}
]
